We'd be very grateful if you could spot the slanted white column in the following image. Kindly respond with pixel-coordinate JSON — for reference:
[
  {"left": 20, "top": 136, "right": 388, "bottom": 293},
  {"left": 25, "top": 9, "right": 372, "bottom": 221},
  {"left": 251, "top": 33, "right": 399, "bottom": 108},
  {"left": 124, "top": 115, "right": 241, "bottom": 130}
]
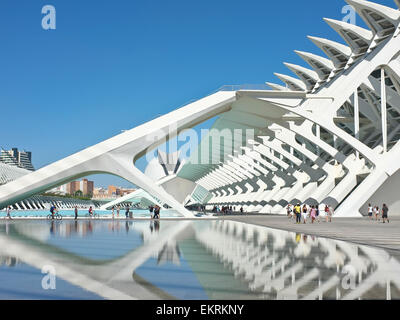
[
  {"left": 354, "top": 89, "right": 360, "bottom": 159},
  {"left": 333, "top": 135, "right": 338, "bottom": 165},
  {"left": 381, "top": 67, "right": 388, "bottom": 153},
  {"left": 316, "top": 124, "right": 321, "bottom": 156}
]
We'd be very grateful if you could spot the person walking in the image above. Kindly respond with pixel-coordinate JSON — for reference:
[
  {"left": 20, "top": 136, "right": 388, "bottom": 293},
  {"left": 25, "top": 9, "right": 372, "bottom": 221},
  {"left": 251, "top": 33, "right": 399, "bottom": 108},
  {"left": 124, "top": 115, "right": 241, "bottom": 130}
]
[
  {"left": 324, "top": 205, "right": 330, "bottom": 222},
  {"left": 367, "top": 204, "right": 373, "bottom": 220},
  {"left": 310, "top": 206, "right": 316, "bottom": 224},
  {"left": 302, "top": 204, "right": 308, "bottom": 224},
  {"left": 374, "top": 206, "right": 380, "bottom": 221},
  {"left": 149, "top": 205, "right": 154, "bottom": 219},
  {"left": 286, "top": 204, "right": 293, "bottom": 219},
  {"left": 125, "top": 205, "right": 130, "bottom": 219},
  {"left": 382, "top": 204, "right": 389, "bottom": 223},
  {"left": 74, "top": 206, "right": 78, "bottom": 220},
  {"left": 316, "top": 204, "right": 321, "bottom": 223},
  {"left": 112, "top": 206, "right": 115, "bottom": 219},
  {"left": 328, "top": 205, "right": 334, "bottom": 222},
  {"left": 6, "top": 206, "right": 12, "bottom": 220},
  {"left": 153, "top": 205, "right": 160, "bottom": 219},
  {"left": 294, "top": 204, "right": 301, "bottom": 224}
]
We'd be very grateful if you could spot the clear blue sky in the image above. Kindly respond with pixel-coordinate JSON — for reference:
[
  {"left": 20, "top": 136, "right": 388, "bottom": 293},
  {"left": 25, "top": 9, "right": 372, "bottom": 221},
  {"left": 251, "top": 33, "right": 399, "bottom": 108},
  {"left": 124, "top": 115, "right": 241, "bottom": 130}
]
[{"left": 0, "top": 0, "right": 396, "bottom": 188}]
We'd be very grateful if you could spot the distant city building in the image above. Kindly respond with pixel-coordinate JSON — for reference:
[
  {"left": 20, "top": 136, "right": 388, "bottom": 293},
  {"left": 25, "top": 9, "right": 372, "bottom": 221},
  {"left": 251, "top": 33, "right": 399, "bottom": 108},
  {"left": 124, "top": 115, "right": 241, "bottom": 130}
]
[
  {"left": 0, "top": 148, "right": 34, "bottom": 171},
  {"left": 107, "top": 185, "right": 136, "bottom": 197},
  {"left": 80, "top": 179, "right": 94, "bottom": 196},
  {"left": 93, "top": 187, "right": 108, "bottom": 199},
  {"left": 52, "top": 178, "right": 95, "bottom": 196},
  {"left": 91, "top": 185, "right": 136, "bottom": 200},
  {"left": 108, "top": 185, "right": 120, "bottom": 197}
]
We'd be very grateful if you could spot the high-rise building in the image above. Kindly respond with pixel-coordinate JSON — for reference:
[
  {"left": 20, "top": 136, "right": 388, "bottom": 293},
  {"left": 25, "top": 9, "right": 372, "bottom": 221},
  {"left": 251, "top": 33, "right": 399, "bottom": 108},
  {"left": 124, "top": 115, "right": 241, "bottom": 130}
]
[
  {"left": 0, "top": 148, "right": 34, "bottom": 171},
  {"left": 52, "top": 179, "right": 94, "bottom": 196},
  {"left": 66, "top": 181, "right": 80, "bottom": 195},
  {"left": 108, "top": 185, "right": 120, "bottom": 197},
  {"left": 80, "top": 179, "right": 94, "bottom": 196}
]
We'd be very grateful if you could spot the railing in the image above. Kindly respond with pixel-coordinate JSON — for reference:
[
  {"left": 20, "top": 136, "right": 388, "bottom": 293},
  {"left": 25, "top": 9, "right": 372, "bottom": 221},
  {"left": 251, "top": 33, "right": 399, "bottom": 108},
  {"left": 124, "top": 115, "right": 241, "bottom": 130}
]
[{"left": 218, "top": 84, "right": 272, "bottom": 92}]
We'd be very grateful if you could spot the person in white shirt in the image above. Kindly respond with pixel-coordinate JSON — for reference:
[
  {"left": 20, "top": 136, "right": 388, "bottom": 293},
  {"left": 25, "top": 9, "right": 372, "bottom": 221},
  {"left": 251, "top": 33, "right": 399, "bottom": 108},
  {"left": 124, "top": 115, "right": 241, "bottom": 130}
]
[
  {"left": 373, "top": 206, "right": 380, "bottom": 221},
  {"left": 367, "top": 204, "right": 373, "bottom": 220},
  {"left": 286, "top": 204, "right": 293, "bottom": 219}
]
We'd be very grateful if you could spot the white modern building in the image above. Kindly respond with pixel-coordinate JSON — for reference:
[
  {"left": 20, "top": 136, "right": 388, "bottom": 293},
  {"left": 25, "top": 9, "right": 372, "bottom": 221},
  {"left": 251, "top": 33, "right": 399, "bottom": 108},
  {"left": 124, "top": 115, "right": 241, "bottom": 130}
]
[
  {"left": 1, "top": 0, "right": 400, "bottom": 217},
  {"left": 0, "top": 148, "right": 34, "bottom": 171}
]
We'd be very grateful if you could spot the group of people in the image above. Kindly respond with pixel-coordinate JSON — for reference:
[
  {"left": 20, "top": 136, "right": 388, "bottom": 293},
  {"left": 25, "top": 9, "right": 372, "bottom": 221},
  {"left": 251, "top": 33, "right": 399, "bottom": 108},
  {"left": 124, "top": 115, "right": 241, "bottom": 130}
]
[
  {"left": 111, "top": 205, "right": 121, "bottom": 218},
  {"left": 211, "top": 206, "right": 244, "bottom": 214},
  {"left": 286, "top": 203, "right": 334, "bottom": 224},
  {"left": 148, "top": 205, "right": 161, "bottom": 219},
  {"left": 367, "top": 203, "right": 390, "bottom": 223}
]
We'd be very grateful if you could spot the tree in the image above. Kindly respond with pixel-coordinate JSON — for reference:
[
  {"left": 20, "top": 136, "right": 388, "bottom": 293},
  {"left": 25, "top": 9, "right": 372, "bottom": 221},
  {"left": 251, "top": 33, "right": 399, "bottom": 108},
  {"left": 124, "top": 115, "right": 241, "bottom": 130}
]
[{"left": 74, "top": 190, "right": 83, "bottom": 197}]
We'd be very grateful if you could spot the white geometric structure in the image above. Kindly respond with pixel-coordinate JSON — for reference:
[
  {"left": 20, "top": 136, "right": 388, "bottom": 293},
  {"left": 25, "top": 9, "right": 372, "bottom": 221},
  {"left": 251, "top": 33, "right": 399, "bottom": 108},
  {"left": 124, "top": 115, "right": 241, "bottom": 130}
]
[{"left": 1, "top": 0, "right": 400, "bottom": 217}]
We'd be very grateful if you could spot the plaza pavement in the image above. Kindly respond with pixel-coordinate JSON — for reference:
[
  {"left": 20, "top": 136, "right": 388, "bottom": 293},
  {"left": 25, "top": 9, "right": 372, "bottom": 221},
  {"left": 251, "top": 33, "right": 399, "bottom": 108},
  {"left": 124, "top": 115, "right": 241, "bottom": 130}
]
[{"left": 222, "top": 214, "right": 400, "bottom": 251}]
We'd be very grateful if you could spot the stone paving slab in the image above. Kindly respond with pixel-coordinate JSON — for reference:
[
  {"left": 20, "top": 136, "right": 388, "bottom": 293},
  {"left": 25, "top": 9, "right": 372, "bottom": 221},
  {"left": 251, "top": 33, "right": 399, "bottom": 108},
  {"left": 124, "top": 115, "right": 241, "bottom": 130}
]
[{"left": 224, "top": 215, "right": 400, "bottom": 251}]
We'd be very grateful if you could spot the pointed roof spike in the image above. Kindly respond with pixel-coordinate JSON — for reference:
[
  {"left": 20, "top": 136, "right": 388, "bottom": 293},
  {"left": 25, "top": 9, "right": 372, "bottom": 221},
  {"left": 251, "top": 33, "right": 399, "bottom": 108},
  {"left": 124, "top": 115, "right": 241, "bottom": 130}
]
[
  {"left": 283, "top": 62, "right": 319, "bottom": 90},
  {"left": 294, "top": 50, "right": 334, "bottom": 79},
  {"left": 323, "top": 18, "right": 373, "bottom": 55},
  {"left": 307, "top": 35, "right": 351, "bottom": 69},
  {"left": 265, "top": 82, "right": 290, "bottom": 91},
  {"left": 274, "top": 73, "right": 307, "bottom": 91},
  {"left": 345, "top": 0, "right": 400, "bottom": 36}
]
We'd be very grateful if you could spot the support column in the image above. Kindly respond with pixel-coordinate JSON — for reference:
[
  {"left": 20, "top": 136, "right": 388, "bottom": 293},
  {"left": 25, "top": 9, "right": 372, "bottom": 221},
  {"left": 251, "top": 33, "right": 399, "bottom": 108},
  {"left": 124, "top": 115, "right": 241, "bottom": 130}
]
[
  {"left": 316, "top": 124, "right": 320, "bottom": 156},
  {"left": 333, "top": 135, "right": 338, "bottom": 165},
  {"left": 381, "top": 67, "right": 388, "bottom": 153},
  {"left": 354, "top": 89, "right": 360, "bottom": 159}
]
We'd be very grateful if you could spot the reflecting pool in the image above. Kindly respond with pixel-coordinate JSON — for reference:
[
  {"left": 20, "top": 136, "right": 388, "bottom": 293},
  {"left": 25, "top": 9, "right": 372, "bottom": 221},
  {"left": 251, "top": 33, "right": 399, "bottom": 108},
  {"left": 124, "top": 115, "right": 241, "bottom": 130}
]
[
  {"left": 0, "top": 209, "right": 182, "bottom": 218},
  {"left": 0, "top": 219, "right": 399, "bottom": 300}
]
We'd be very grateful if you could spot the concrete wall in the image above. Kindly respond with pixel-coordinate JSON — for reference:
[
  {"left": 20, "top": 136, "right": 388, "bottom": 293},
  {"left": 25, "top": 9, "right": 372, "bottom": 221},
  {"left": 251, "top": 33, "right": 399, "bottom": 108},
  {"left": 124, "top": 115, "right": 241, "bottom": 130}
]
[
  {"left": 360, "top": 168, "right": 400, "bottom": 217},
  {"left": 161, "top": 176, "right": 196, "bottom": 204}
]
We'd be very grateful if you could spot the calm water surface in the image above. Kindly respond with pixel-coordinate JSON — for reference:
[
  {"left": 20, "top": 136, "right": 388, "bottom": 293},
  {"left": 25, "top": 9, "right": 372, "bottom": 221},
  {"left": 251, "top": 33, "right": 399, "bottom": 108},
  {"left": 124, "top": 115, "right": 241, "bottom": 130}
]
[{"left": 0, "top": 219, "right": 399, "bottom": 300}]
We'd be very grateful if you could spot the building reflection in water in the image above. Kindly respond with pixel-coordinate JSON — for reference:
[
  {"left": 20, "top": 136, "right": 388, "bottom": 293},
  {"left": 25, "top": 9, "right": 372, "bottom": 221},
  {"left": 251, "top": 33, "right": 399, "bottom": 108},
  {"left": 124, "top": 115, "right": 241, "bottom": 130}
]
[
  {"left": 0, "top": 255, "right": 20, "bottom": 267},
  {"left": 48, "top": 220, "right": 94, "bottom": 238},
  {"left": 193, "top": 220, "right": 400, "bottom": 300},
  {"left": 1, "top": 219, "right": 400, "bottom": 300}
]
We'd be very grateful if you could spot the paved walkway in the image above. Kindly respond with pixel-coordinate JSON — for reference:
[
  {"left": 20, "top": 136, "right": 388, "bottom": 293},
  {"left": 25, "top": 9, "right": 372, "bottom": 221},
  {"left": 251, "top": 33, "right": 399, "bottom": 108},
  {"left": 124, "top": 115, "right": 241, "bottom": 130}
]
[{"left": 224, "top": 215, "right": 400, "bottom": 251}]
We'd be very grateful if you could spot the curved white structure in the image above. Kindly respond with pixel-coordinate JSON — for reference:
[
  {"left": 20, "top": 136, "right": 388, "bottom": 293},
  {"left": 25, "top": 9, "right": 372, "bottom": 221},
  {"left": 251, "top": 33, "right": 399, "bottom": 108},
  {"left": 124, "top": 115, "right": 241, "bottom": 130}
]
[{"left": 1, "top": 0, "right": 400, "bottom": 218}]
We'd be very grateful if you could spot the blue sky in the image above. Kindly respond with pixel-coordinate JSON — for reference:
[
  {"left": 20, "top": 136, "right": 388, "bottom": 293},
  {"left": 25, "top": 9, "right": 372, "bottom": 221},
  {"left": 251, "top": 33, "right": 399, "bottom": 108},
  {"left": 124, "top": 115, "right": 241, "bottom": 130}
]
[{"left": 0, "top": 0, "right": 396, "bottom": 188}]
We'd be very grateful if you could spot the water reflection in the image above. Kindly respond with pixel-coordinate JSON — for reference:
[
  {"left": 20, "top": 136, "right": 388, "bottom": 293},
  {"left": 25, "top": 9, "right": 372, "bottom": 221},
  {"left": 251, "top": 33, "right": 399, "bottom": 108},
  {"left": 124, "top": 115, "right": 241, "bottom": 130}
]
[
  {"left": 0, "top": 219, "right": 399, "bottom": 300},
  {"left": 194, "top": 220, "right": 400, "bottom": 300},
  {"left": 0, "top": 255, "right": 20, "bottom": 267}
]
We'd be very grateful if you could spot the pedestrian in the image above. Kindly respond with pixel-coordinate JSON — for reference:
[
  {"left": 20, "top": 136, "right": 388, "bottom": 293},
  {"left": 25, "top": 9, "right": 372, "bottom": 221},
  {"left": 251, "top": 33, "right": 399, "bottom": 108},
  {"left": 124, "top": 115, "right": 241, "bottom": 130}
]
[
  {"left": 74, "top": 206, "right": 78, "bottom": 220},
  {"left": 154, "top": 205, "right": 160, "bottom": 219},
  {"left": 112, "top": 206, "right": 115, "bottom": 219},
  {"left": 6, "top": 206, "right": 12, "bottom": 220},
  {"left": 367, "top": 203, "right": 373, "bottom": 220},
  {"left": 382, "top": 204, "right": 389, "bottom": 223},
  {"left": 310, "top": 206, "right": 316, "bottom": 224},
  {"left": 149, "top": 205, "right": 154, "bottom": 218},
  {"left": 294, "top": 203, "right": 301, "bottom": 224},
  {"left": 374, "top": 206, "right": 380, "bottom": 221},
  {"left": 125, "top": 205, "right": 130, "bottom": 218},
  {"left": 316, "top": 204, "right": 320, "bottom": 223},
  {"left": 328, "top": 205, "right": 334, "bottom": 222},
  {"left": 88, "top": 206, "right": 93, "bottom": 217},
  {"left": 302, "top": 204, "right": 308, "bottom": 224},
  {"left": 324, "top": 205, "right": 330, "bottom": 222},
  {"left": 286, "top": 204, "right": 293, "bottom": 219}
]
